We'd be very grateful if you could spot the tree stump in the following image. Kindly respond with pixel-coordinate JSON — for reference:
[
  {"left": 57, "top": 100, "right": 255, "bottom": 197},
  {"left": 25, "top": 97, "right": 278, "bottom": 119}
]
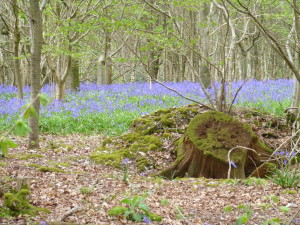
[{"left": 159, "top": 111, "right": 273, "bottom": 179}]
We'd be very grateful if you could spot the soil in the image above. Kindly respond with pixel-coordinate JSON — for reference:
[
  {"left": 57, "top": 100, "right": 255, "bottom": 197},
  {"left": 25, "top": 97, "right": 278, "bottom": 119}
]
[{"left": 0, "top": 105, "right": 299, "bottom": 225}]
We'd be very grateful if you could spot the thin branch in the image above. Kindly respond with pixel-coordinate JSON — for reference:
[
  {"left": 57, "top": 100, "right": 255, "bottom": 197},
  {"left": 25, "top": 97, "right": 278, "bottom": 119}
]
[
  {"left": 40, "top": 0, "right": 47, "bottom": 12},
  {"left": 227, "top": 146, "right": 259, "bottom": 179},
  {"left": 117, "top": 32, "right": 214, "bottom": 110}
]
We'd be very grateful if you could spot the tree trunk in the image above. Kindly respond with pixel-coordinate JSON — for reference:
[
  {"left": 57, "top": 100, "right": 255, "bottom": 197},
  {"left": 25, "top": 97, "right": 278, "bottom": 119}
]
[
  {"left": 28, "top": 0, "right": 43, "bottom": 149},
  {"left": 56, "top": 79, "right": 65, "bottom": 100},
  {"left": 12, "top": 2, "right": 23, "bottom": 99},
  {"left": 159, "top": 111, "right": 272, "bottom": 179},
  {"left": 71, "top": 58, "right": 80, "bottom": 90}
]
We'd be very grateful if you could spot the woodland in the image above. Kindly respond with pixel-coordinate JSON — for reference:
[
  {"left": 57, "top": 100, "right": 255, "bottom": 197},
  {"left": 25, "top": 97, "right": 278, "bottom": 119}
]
[{"left": 1, "top": 0, "right": 300, "bottom": 224}]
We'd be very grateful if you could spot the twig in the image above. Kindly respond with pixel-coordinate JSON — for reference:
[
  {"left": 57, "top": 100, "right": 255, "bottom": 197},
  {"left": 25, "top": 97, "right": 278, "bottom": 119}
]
[
  {"left": 58, "top": 207, "right": 82, "bottom": 222},
  {"left": 227, "top": 146, "right": 259, "bottom": 179},
  {"left": 285, "top": 207, "right": 300, "bottom": 225},
  {"left": 227, "top": 77, "right": 252, "bottom": 114},
  {"left": 174, "top": 205, "right": 193, "bottom": 225}
]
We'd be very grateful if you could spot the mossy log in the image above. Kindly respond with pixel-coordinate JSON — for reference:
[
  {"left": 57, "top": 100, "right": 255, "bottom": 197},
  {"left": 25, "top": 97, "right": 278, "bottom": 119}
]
[{"left": 159, "top": 111, "right": 273, "bottom": 179}]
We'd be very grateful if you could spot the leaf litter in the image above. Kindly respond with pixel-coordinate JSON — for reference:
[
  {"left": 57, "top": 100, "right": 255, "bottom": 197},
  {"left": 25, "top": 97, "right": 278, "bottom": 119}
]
[{"left": 0, "top": 107, "right": 300, "bottom": 224}]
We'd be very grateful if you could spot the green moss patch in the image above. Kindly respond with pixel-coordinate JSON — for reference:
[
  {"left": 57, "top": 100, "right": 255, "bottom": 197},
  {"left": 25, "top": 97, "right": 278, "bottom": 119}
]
[
  {"left": 0, "top": 188, "right": 49, "bottom": 217},
  {"left": 91, "top": 105, "right": 201, "bottom": 171},
  {"left": 18, "top": 154, "right": 44, "bottom": 160},
  {"left": 28, "top": 163, "right": 66, "bottom": 173}
]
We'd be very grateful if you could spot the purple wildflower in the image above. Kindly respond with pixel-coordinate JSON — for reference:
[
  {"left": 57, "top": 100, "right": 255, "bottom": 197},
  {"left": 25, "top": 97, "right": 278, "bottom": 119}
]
[
  {"left": 230, "top": 161, "right": 238, "bottom": 168},
  {"left": 283, "top": 160, "right": 288, "bottom": 165},
  {"left": 41, "top": 222, "right": 47, "bottom": 225},
  {"left": 123, "top": 158, "right": 130, "bottom": 164},
  {"left": 143, "top": 215, "right": 152, "bottom": 223}
]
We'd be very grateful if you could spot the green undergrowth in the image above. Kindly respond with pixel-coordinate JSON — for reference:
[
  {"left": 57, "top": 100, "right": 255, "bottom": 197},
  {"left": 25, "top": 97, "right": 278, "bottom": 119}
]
[
  {"left": 91, "top": 105, "right": 201, "bottom": 171},
  {"left": 28, "top": 163, "right": 67, "bottom": 173},
  {"left": 0, "top": 188, "right": 49, "bottom": 217}
]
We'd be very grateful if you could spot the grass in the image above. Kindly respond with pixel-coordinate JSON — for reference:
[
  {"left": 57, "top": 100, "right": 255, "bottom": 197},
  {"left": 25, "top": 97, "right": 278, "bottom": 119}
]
[{"left": 0, "top": 79, "right": 293, "bottom": 135}]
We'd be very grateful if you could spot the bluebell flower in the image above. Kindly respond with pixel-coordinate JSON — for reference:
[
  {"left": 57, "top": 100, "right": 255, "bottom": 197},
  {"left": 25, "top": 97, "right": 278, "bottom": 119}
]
[
  {"left": 230, "top": 161, "right": 238, "bottom": 168},
  {"left": 41, "top": 222, "right": 47, "bottom": 225},
  {"left": 143, "top": 215, "right": 152, "bottom": 223},
  {"left": 123, "top": 158, "right": 130, "bottom": 164}
]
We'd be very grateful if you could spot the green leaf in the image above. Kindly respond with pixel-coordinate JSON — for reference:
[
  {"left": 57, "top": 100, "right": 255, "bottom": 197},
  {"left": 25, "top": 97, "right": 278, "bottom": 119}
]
[
  {"left": 236, "top": 215, "right": 249, "bottom": 225},
  {"left": 148, "top": 213, "right": 162, "bottom": 222},
  {"left": 23, "top": 106, "right": 38, "bottom": 119},
  {"left": 0, "top": 137, "right": 17, "bottom": 156},
  {"left": 223, "top": 205, "right": 233, "bottom": 213},
  {"left": 138, "top": 203, "right": 149, "bottom": 212},
  {"left": 160, "top": 199, "right": 169, "bottom": 205},
  {"left": 262, "top": 218, "right": 281, "bottom": 225},
  {"left": 279, "top": 206, "right": 290, "bottom": 213},
  {"left": 120, "top": 198, "right": 131, "bottom": 205},
  {"left": 14, "top": 120, "right": 31, "bottom": 136},
  {"left": 39, "top": 93, "right": 50, "bottom": 107},
  {"left": 107, "top": 206, "right": 128, "bottom": 216},
  {"left": 132, "top": 213, "right": 143, "bottom": 222}
]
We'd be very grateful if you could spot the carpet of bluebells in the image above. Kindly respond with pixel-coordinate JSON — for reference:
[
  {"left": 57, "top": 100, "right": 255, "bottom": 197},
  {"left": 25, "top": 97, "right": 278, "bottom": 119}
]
[{"left": 0, "top": 79, "right": 293, "bottom": 135}]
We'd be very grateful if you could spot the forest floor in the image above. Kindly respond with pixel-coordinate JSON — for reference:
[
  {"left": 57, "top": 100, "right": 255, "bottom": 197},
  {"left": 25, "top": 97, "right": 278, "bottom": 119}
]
[{"left": 1, "top": 107, "right": 300, "bottom": 225}]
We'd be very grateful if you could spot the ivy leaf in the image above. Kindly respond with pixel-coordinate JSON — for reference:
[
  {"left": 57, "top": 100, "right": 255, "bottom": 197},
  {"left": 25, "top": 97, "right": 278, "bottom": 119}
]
[
  {"left": 14, "top": 120, "right": 31, "bottom": 136},
  {"left": 39, "top": 93, "right": 50, "bottom": 107}
]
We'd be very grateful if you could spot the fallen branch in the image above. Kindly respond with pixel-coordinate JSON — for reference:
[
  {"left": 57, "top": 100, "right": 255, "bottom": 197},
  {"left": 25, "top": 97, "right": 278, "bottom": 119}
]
[{"left": 58, "top": 207, "right": 82, "bottom": 222}]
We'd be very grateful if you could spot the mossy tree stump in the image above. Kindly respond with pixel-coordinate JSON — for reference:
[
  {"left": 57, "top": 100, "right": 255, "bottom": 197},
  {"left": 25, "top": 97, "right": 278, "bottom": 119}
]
[{"left": 159, "top": 111, "right": 273, "bottom": 179}]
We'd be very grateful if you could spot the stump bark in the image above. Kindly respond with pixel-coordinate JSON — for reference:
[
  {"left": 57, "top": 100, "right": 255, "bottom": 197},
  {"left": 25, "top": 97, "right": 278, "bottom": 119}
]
[{"left": 159, "top": 111, "right": 273, "bottom": 179}]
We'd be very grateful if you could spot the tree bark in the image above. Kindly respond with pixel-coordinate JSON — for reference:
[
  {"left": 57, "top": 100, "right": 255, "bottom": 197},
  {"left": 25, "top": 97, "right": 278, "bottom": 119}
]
[
  {"left": 159, "top": 111, "right": 272, "bottom": 179},
  {"left": 12, "top": 2, "right": 23, "bottom": 99},
  {"left": 28, "top": 0, "right": 43, "bottom": 149}
]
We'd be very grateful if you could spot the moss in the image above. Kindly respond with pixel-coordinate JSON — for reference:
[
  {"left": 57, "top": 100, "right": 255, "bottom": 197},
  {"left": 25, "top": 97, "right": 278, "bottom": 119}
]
[
  {"left": 3, "top": 189, "right": 49, "bottom": 216},
  {"left": 50, "top": 161, "right": 70, "bottom": 168},
  {"left": 91, "top": 148, "right": 133, "bottom": 167},
  {"left": 18, "top": 154, "right": 44, "bottom": 160},
  {"left": 132, "top": 117, "right": 157, "bottom": 135},
  {"left": 92, "top": 105, "right": 201, "bottom": 170},
  {"left": 186, "top": 111, "right": 272, "bottom": 164},
  {"left": 281, "top": 189, "right": 297, "bottom": 194},
  {"left": 28, "top": 163, "right": 66, "bottom": 173},
  {"left": 177, "top": 107, "right": 198, "bottom": 115},
  {"left": 160, "top": 114, "right": 175, "bottom": 127},
  {"left": 205, "top": 181, "right": 221, "bottom": 187},
  {"left": 162, "top": 133, "right": 172, "bottom": 139},
  {"left": 102, "top": 138, "right": 113, "bottom": 146},
  {"left": 137, "top": 157, "right": 152, "bottom": 172},
  {"left": 0, "top": 162, "right": 7, "bottom": 167},
  {"left": 38, "top": 166, "right": 66, "bottom": 173}
]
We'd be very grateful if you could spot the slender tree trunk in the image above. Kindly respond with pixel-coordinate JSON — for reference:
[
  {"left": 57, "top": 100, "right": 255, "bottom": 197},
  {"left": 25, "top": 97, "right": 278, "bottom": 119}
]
[
  {"left": 293, "top": 0, "right": 300, "bottom": 108},
  {"left": 71, "top": 58, "right": 80, "bottom": 90},
  {"left": 12, "top": 2, "right": 23, "bottom": 99},
  {"left": 28, "top": 0, "right": 43, "bottom": 149}
]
